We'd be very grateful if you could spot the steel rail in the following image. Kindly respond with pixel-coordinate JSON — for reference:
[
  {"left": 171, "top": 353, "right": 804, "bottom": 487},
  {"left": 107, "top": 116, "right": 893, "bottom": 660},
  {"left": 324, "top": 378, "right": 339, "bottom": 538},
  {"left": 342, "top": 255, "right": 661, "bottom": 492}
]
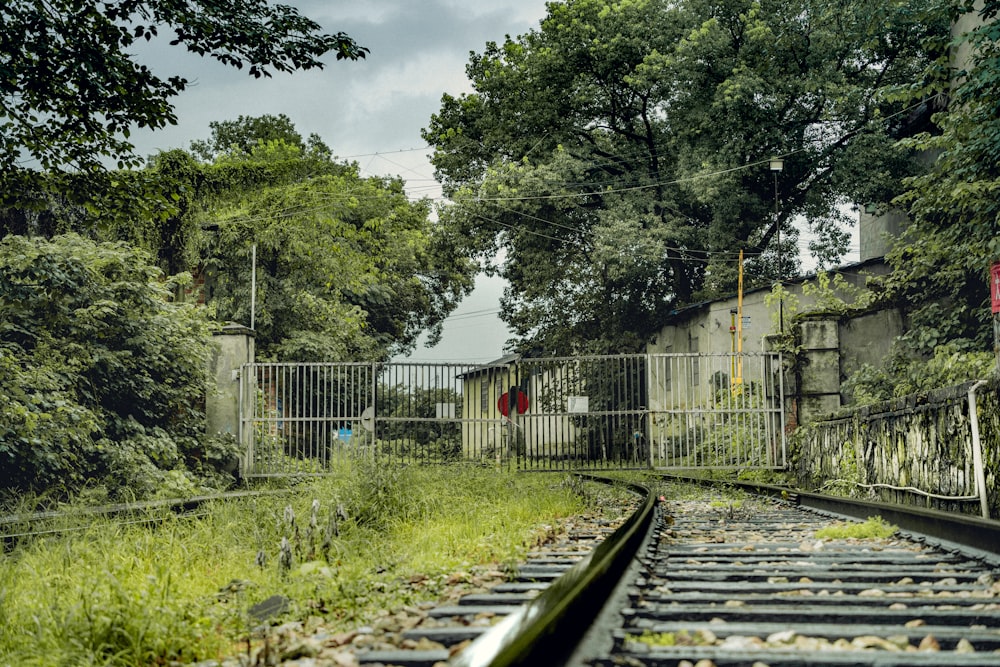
[
  {"left": 451, "top": 475, "right": 656, "bottom": 667},
  {"left": 656, "top": 473, "right": 1000, "bottom": 559},
  {"left": 451, "top": 474, "right": 1000, "bottom": 666},
  {"left": 1, "top": 488, "right": 293, "bottom": 544}
]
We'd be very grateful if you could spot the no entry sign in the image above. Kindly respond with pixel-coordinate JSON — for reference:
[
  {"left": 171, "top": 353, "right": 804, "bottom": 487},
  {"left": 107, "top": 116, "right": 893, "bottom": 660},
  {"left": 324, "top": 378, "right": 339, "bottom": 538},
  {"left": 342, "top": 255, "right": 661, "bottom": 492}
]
[{"left": 498, "top": 389, "right": 529, "bottom": 417}]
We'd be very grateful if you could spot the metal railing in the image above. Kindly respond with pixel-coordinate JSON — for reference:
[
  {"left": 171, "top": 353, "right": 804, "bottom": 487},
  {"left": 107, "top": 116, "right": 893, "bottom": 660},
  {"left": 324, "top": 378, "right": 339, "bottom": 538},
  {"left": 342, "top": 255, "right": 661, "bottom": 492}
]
[
  {"left": 239, "top": 353, "right": 785, "bottom": 477},
  {"left": 647, "top": 352, "right": 785, "bottom": 469}
]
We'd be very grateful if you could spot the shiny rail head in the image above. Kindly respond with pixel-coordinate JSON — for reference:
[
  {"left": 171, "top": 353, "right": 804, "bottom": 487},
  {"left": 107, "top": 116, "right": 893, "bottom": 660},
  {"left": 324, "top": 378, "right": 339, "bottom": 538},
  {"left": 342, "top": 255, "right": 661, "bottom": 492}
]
[{"left": 452, "top": 476, "right": 656, "bottom": 667}]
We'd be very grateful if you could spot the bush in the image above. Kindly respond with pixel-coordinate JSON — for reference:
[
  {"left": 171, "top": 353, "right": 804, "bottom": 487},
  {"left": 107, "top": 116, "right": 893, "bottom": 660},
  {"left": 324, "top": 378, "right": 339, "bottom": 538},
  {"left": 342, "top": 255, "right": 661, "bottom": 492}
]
[
  {"left": 843, "top": 342, "right": 995, "bottom": 406},
  {"left": 0, "top": 234, "right": 235, "bottom": 500}
]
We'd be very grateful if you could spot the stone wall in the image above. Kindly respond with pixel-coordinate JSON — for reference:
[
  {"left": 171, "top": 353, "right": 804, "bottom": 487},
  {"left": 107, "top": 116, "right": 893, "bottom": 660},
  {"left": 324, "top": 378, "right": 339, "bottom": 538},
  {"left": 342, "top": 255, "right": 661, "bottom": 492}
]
[
  {"left": 794, "top": 380, "right": 999, "bottom": 518},
  {"left": 791, "top": 307, "right": 908, "bottom": 425}
]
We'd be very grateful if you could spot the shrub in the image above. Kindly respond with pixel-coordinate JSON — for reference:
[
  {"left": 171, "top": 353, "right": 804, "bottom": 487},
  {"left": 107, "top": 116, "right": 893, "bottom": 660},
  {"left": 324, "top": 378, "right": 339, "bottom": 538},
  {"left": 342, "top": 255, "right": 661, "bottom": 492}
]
[
  {"left": 843, "top": 342, "right": 995, "bottom": 406},
  {"left": 0, "top": 234, "right": 235, "bottom": 501}
]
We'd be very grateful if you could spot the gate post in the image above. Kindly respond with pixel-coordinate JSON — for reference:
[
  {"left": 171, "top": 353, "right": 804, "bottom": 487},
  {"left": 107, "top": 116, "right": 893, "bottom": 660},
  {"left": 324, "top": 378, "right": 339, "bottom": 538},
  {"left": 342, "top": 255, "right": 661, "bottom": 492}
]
[
  {"left": 797, "top": 317, "right": 842, "bottom": 424},
  {"left": 207, "top": 323, "right": 256, "bottom": 473}
]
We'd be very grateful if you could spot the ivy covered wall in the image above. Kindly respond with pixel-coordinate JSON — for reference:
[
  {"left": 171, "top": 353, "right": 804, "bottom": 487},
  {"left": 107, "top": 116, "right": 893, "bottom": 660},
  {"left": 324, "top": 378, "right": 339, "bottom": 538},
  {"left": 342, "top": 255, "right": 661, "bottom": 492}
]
[{"left": 793, "top": 381, "right": 999, "bottom": 518}]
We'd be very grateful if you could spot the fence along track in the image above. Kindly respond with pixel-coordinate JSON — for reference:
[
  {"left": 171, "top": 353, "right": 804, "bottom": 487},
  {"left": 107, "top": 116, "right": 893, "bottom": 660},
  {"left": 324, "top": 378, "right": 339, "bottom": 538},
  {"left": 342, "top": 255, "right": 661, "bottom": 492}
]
[{"left": 239, "top": 353, "right": 785, "bottom": 477}]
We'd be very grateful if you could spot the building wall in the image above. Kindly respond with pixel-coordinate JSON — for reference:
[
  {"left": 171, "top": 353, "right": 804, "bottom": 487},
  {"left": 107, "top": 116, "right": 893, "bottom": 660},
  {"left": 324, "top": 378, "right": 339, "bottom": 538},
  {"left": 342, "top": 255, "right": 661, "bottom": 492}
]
[
  {"left": 460, "top": 367, "right": 512, "bottom": 459},
  {"left": 838, "top": 307, "right": 907, "bottom": 399},
  {"left": 859, "top": 208, "right": 909, "bottom": 262},
  {"left": 459, "top": 362, "right": 583, "bottom": 459},
  {"left": 649, "top": 262, "right": 889, "bottom": 359},
  {"left": 647, "top": 262, "right": 894, "bottom": 415}
]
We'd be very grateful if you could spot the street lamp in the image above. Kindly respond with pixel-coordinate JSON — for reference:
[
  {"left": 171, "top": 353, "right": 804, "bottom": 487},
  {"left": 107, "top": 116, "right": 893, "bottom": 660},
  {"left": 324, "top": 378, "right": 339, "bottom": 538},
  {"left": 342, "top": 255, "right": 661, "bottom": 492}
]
[{"left": 769, "top": 157, "right": 783, "bottom": 332}]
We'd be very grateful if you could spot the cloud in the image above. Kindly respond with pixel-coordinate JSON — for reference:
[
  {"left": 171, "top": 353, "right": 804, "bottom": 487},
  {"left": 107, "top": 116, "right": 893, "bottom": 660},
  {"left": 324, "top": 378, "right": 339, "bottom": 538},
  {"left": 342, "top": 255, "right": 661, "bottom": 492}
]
[
  {"left": 124, "top": 1, "right": 549, "bottom": 359},
  {"left": 130, "top": 1, "right": 547, "bottom": 167}
]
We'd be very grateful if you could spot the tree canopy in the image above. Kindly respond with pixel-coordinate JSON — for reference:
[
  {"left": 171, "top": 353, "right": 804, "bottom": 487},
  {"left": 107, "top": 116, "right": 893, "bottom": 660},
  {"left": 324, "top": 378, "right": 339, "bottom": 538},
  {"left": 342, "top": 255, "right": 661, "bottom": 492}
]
[
  {"left": 197, "top": 144, "right": 474, "bottom": 361},
  {"left": 0, "top": 0, "right": 367, "bottom": 211},
  {"left": 882, "top": 1, "right": 1000, "bottom": 357},
  {"left": 425, "top": 0, "right": 946, "bottom": 354},
  {"left": 147, "top": 118, "right": 476, "bottom": 362}
]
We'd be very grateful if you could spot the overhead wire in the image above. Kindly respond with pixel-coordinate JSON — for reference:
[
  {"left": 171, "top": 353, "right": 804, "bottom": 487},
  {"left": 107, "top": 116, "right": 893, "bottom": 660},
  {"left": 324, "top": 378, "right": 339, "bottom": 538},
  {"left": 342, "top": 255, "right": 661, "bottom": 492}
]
[{"left": 198, "top": 93, "right": 922, "bottom": 264}]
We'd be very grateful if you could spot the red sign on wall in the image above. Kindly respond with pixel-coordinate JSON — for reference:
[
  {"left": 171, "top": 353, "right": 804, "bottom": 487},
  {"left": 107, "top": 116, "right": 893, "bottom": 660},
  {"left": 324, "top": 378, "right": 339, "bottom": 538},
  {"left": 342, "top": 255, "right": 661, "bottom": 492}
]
[
  {"left": 498, "top": 389, "right": 529, "bottom": 417},
  {"left": 992, "top": 263, "right": 1000, "bottom": 314}
]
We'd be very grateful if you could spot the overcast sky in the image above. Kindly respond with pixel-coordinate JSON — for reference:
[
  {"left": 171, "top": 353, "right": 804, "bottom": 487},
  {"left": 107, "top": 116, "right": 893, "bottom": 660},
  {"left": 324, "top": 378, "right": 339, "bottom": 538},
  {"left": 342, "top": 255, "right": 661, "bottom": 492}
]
[{"left": 126, "top": 1, "right": 551, "bottom": 363}]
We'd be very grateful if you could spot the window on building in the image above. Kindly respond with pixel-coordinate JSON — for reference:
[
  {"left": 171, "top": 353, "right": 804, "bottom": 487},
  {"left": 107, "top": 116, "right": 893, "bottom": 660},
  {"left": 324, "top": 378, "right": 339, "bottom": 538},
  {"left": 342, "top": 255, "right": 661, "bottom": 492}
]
[{"left": 689, "top": 334, "right": 700, "bottom": 387}]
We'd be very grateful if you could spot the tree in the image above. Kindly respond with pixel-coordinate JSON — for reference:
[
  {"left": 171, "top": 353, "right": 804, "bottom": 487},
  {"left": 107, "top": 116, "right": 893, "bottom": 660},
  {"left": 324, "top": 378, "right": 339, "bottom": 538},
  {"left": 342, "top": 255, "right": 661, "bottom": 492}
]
[
  {"left": 0, "top": 0, "right": 367, "bottom": 211},
  {"left": 424, "top": 0, "right": 946, "bottom": 353},
  {"left": 883, "top": 1, "right": 1000, "bottom": 357},
  {"left": 200, "top": 145, "right": 474, "bottom": 361},
  {"left": 189, "top": 113, "right": 334, "bottom": 162},
  {"left": 172, "top": 117, "right": 474, "bottom": 362},
  {"left": 0, "top": 234, "right": 234, "bottom": 501}
]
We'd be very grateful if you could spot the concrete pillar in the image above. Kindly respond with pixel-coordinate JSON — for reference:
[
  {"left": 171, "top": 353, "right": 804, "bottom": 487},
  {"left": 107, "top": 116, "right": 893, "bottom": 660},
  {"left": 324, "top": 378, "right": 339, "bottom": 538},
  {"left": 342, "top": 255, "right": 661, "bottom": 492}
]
[
  {"left": 207, "top": 323, "right": 255, "bottom": 460},
  {"left": 798, "top": 317, "right": 841, "bottom": 423}
]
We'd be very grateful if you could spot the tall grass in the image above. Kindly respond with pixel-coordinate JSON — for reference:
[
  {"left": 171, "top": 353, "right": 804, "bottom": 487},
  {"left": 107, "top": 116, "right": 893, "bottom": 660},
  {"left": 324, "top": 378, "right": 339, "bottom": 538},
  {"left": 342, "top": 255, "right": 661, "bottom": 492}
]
[{"left": 0, "top": 463, "right": 587, "bottom": 666}]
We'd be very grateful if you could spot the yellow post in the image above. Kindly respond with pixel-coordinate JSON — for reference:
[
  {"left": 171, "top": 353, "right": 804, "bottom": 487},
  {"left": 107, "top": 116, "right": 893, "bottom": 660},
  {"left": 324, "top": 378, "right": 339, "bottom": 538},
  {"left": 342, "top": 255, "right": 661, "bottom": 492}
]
[
  {"left": 729, "top": 308, "right": 737, "bottom": 382},
  {"left": 734, "top": 250, "right": 744, "bottom": 391}
]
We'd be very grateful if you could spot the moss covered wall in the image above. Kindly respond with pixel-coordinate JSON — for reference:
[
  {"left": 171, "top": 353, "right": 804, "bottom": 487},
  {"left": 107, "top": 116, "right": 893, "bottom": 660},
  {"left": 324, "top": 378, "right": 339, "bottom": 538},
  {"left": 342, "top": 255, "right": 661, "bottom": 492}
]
[{"left": 794, "top": 381, "right": 999, "bottom": 518}]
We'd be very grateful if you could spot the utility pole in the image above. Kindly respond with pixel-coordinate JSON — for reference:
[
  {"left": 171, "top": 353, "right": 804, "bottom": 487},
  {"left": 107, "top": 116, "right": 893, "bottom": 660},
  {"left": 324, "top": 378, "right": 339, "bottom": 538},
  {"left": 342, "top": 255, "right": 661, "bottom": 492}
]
[{"left": 769, "top": 157, "right": 784, "bottom": 333}]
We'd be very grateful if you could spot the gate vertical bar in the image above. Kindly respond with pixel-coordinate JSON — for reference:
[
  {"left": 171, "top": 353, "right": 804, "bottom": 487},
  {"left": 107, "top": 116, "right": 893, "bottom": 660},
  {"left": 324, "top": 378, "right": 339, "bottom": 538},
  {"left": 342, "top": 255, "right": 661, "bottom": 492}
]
[
  {"left": 371, "top": 361, "right": 378, "bottom": 460},
  {"left": 778, "top": 351, "right": 786, "bottom": 467},
  {"left": 239, "top": 362, "right": 250, "bottom": 476}
]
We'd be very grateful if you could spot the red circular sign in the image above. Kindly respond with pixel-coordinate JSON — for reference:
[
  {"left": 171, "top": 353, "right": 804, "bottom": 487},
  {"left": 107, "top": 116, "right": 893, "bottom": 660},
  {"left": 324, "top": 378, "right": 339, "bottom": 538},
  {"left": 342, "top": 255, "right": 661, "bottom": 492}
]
[{"left": 498, "top": 391, "right": 529, "bottom": 417}]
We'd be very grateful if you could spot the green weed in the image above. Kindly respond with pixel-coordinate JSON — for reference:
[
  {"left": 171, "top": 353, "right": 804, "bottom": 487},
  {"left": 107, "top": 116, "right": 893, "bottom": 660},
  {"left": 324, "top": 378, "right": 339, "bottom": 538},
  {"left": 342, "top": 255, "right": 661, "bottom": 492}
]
[
  {"left": 814, "top": 516, "right": 897, "bottom": 540},
  {"left": 0, "top": 464, "right": 588, "bottom": 665}
]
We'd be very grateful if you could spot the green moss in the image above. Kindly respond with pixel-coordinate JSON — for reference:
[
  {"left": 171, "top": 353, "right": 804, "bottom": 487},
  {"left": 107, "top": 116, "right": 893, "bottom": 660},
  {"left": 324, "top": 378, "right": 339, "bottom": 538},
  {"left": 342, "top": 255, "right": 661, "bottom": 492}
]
[
  {"left": 633, "top": 630, "right": 680, "bottom": 647},
  {"left": 631, "top": 628, "right": 718, "bottom": 647},
  {"left": 814, "top": 516, "right": 897, "bottom": 539}
]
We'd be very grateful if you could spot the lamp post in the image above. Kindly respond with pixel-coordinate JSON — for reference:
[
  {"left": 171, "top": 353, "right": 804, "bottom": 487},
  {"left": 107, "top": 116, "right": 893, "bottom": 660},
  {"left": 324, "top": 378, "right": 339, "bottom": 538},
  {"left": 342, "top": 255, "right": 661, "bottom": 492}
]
[{"left": 769, "top": 157, "right": 784, "bottom": 332}]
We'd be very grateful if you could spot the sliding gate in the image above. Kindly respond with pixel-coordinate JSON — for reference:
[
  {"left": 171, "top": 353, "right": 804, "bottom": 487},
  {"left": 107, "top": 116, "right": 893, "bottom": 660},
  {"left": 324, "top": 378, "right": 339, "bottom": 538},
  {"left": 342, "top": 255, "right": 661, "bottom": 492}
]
[{"left": 239, "top": 353, "right": 784, "bottom": 477}]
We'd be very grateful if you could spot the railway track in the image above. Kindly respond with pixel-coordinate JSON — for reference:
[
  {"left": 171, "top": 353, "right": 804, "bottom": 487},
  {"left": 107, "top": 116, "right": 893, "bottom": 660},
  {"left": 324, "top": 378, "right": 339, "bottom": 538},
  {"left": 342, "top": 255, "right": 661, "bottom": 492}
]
[
  {"left": 0, "top": 489, "right": 292, "bottom": 547},
  {"left": 605, "top": 494, "right": 1000, "bottom": 666},
  {"left": 358, "top": 476, "right": 1000, "bottom": 667}
]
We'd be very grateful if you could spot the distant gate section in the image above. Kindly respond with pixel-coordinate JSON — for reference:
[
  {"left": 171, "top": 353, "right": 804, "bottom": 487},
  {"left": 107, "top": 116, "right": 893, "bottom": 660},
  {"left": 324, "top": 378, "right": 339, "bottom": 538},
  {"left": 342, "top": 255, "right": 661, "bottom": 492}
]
[{"left": 239, "top": 353, "right": 784, "bottom": 477}]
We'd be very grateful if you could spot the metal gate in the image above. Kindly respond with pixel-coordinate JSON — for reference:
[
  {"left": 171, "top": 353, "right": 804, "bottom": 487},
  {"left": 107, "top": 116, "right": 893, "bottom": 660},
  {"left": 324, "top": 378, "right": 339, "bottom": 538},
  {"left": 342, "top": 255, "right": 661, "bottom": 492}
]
[{"left": 238, "top": 353, "right": 785, "bottom": 477}]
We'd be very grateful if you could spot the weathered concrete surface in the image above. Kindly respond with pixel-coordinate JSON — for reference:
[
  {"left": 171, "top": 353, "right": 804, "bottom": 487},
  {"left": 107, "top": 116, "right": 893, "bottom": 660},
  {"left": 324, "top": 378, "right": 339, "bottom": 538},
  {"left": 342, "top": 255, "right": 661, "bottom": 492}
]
[
  {"left": 795, "top": 381, "right": 999, "bottom": 518},
  {"left": 207, "top": 323, "right": 255, "bottom": 440}
]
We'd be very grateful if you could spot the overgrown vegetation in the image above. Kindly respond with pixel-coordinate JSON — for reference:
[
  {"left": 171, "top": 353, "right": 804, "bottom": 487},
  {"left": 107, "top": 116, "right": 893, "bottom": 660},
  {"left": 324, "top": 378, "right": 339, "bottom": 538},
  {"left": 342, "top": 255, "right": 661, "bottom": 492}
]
[
  {"left": 882, "top": 1, "right": 1000, "bottom": 362},
  {"left": 0, "top": 235, "right": 239, "bottom": 503},
  {"left": 0, "top": 464, "right": 593, "bottom": 666},
  {"left": 843, "top": 344, "right": 995, "bottom": 406},
  {"left": 839, "top": 1, "right": 1000, "bottom": 397},
  {"left": 764, "top": 266, "right": 995, "bottom": 406},
  {"left": 814, "top": 516, "right": 897, "bottom": 540}
]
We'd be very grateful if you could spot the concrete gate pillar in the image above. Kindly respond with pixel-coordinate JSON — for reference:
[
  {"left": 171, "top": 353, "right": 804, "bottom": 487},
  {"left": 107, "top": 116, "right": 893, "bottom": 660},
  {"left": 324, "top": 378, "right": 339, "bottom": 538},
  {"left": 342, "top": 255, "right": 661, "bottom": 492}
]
[
  {"left": 798, "top": 317, "right": 842, "bottom": 423},
  {"left": 207, "top": 323, "right": 255, "bottom": 467}
]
